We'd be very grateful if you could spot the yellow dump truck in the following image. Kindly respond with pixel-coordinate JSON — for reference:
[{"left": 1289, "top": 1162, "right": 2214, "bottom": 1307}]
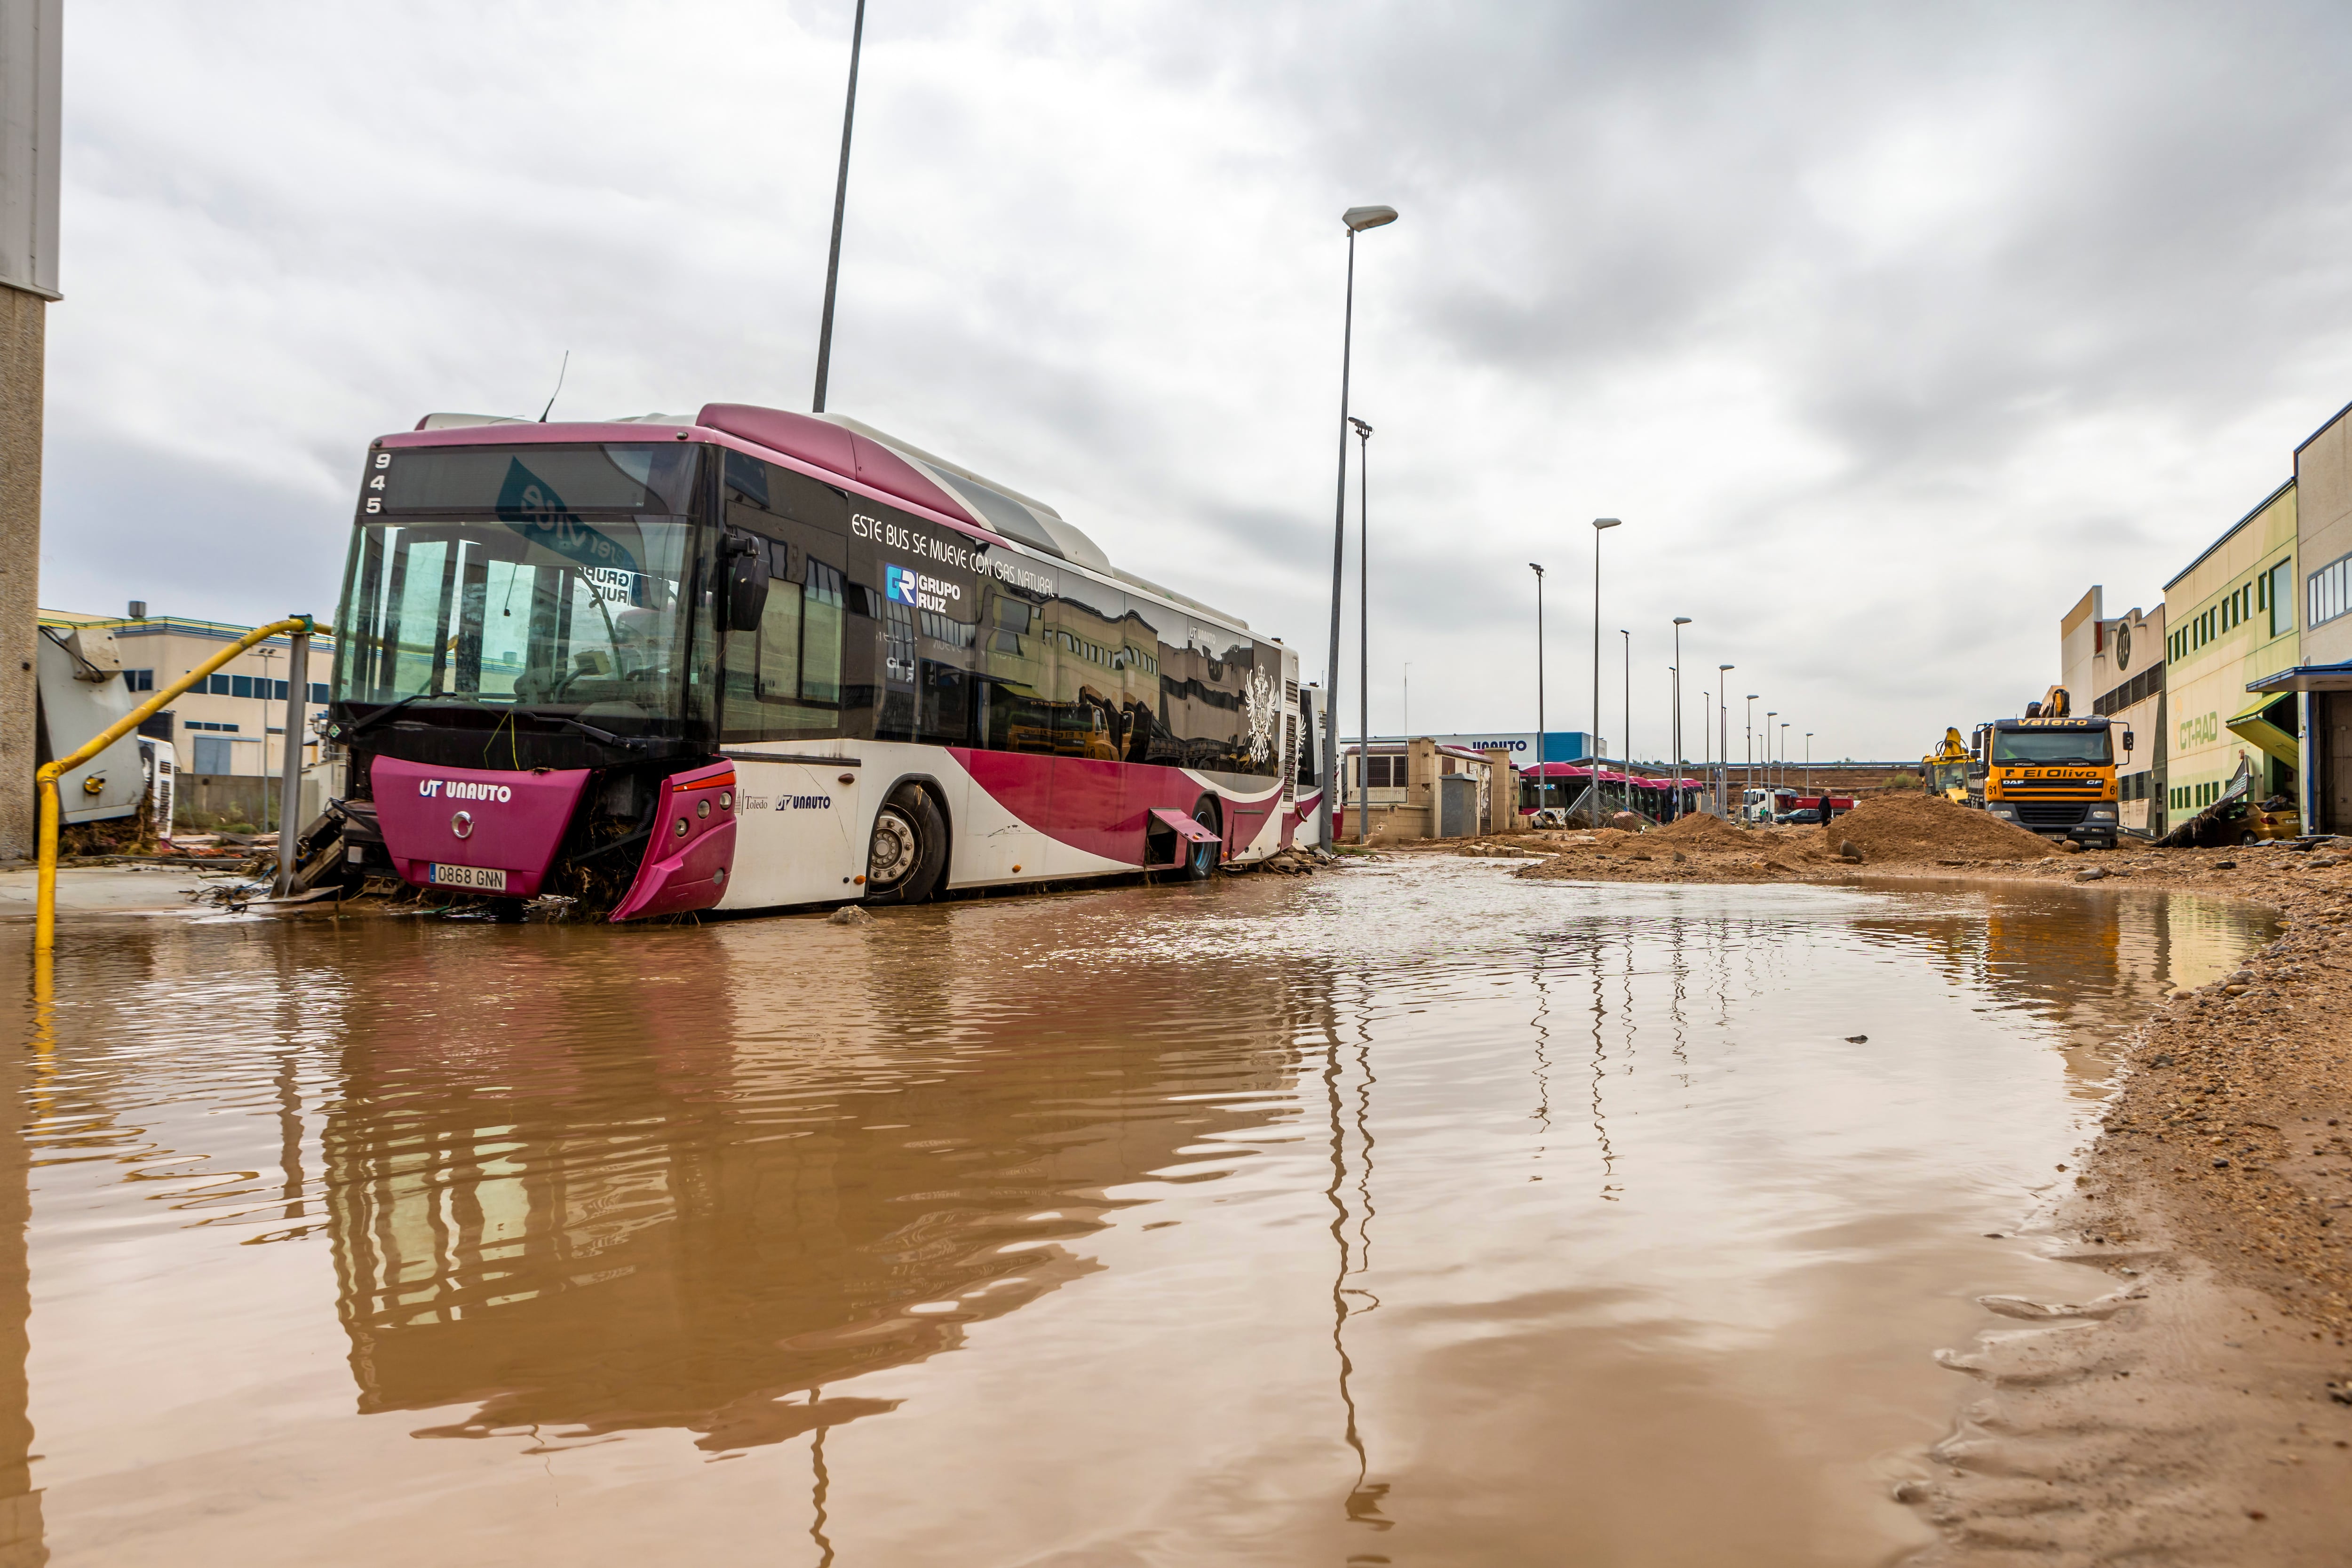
[{"left": 1968, "top": 687, "right": 2131, "bottom": 850}]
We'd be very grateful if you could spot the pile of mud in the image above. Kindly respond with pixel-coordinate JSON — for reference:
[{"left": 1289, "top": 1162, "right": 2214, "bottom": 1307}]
[
  {"left": 1650, "top": 812, "right": 1748, "bottom": 850},
  {"left": 1818, "top": 791, "right": 2055, "bottom": 864}
]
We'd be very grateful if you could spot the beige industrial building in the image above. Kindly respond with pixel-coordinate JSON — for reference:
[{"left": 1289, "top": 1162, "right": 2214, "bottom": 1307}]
[
  {"left": 2059, "top": 590, "right": 2167, "bottom": 834},
  {"left": 1336, "top": 739, "right": 1518, "bottom": 841},
  {"left": 39, "top": 608, "right": 334, "bottom": 781}
]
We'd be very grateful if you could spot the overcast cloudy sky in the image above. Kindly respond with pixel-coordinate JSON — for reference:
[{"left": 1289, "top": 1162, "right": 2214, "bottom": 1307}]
[{"left": 37, "top": 1, "right": 2352, "bottom": 760}]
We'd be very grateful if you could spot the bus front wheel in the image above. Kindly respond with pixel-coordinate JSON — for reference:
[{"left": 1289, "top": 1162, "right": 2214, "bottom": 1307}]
[{"left": 866, "top": 786, "right": 947, "bottom": 905}]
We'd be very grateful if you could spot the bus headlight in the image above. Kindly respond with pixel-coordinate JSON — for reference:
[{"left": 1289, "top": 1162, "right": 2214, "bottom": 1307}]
[{"left": 2089, "top": 807, "right": 2115, "bottom": 819}]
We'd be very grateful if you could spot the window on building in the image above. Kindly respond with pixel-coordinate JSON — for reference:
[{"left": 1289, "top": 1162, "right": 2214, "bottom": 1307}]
[
  {"left": 2270, "top": 559, "right": 2295, "bottom": 637},
  {"left": 2312, "top": 553, "right": 2352, "bottom": 628},
  {"left": 309, "top": 681, "right": 329, "bottom": 704},
  {"left": 122, "top": 668, "right": 154, "bottom": 692},
  {"left": 192, "top": 735, "right": 234, "bottom": 774}
]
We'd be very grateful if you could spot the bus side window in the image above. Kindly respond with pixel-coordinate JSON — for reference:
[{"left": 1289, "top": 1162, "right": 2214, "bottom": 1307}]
[{"left": 803, "top": 559, "right": 846, "bottom": 705}]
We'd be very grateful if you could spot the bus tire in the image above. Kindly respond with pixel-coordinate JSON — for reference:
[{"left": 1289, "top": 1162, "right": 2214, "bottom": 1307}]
[
  {"left": 866, "top": 785, "right": 947, "bottom": 905},
  {"left": 1183, "top": 797, "right": 1222, "bottom": 881}
]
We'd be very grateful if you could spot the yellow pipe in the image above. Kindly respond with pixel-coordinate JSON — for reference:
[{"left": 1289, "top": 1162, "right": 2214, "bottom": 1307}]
[{"left": 34, "top": 615, "right": 322, "bottom": 950}]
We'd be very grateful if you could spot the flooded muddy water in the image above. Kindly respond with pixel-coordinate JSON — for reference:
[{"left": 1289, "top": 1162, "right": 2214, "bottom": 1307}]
[{"left": 0, "top": 863, "right": 2271, "bottom": 1566}]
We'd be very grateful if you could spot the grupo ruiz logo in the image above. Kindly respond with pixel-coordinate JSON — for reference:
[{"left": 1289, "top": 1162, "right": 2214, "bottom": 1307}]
[
  {"left": 885, "top": 563, "right": 962, "bottom": 613},
  {"left": 418, "top": 779, "right": 514, "bottom": 803}
]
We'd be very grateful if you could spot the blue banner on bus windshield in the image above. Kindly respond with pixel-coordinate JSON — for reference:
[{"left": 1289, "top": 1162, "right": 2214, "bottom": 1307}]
[{"left": 495, "top": 457, "right": 644, "bottom": 591}]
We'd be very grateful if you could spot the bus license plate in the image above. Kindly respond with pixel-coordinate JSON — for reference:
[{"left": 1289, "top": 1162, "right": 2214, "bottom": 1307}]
[{"left": 429, "top": 864, "right": 508, "bottom": 891}]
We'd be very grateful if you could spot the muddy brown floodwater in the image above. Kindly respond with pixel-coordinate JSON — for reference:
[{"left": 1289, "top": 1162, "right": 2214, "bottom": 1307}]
[{"left": 0, "top": 861, "right": 2271, "bottom": 1566}]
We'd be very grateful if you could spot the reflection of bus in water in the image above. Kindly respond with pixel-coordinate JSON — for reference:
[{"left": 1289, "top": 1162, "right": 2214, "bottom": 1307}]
[
  {"left": 319, "top": 923, "right": 1317, "bottom": 1446},
  {"left": 326, "top": 404, "right": 1320, "bottom": 919}
]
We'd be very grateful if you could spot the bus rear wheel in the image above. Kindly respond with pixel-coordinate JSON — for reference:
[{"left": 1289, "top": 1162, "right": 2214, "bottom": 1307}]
[
  {"left": 866, "top": 785, "right": 947, "bottom": 905},
  {"left": 1183, "top": 798, "right": 1222, "bottom": 881}
]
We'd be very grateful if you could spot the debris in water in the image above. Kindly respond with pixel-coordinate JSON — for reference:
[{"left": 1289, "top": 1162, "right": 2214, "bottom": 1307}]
[
  {"left": 1845, "top": 1034, "right": 1868, "bottom": 1043},
  {"left": 829, "top": 905, "right": 874, "bottom": 926}
]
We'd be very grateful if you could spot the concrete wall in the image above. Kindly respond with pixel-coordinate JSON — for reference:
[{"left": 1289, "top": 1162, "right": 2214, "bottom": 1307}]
[
  {"left": 2059, "top": 586, "right": 2102, "bottom": 707},
  {"left": 0, "top": 288, "right": 40, "bottom": 862}
]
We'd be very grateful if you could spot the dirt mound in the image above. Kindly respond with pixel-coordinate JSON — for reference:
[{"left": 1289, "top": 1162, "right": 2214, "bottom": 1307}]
[
  {"left": 1818, "top": 791, "right": 2055, "bottom": 863},
  {"left": 1651, "top": 812, "right": 1748, "bottom": 849}
]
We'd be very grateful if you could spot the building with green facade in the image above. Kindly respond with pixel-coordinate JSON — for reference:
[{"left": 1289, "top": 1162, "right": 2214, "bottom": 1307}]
[{"left": 2160, "top": 479, "right": 2299, "bottom": 820}]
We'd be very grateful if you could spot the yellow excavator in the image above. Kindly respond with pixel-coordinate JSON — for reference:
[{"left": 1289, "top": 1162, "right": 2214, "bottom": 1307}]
[{"left": 1923, "top": 726, "right": 1971, "bottom": 804}]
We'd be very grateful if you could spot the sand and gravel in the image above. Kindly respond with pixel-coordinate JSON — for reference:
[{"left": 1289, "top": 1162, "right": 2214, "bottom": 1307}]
[{"left": 1456, "top": 807, "right": 2352, "bottom": 1560}]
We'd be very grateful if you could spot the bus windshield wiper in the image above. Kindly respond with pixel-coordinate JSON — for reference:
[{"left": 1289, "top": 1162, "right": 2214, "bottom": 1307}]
[
  {"left": 503, "top": 707, "right": 648, "bottom": 747},
  {"left": 345, "top": 694, "right": 435, "bottom": 736}
]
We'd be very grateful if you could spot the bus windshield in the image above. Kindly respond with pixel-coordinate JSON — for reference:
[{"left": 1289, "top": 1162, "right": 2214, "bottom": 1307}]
[
  {"left": 334, "top": 517, "right": 700, "bottom": 725},
  {"left": 1990, "top": 728, "right": 2112, "bottom": 766}
]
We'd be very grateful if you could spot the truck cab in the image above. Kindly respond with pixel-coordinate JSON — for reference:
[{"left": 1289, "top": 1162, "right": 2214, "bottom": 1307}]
[{"left": 1969, "top": 714, "right": 2127, "bottom": 849}]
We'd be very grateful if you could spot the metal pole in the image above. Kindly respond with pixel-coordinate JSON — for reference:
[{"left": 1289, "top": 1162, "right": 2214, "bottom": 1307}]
[
  {"left": 1354, "top": 419, "right": 1372, "bottom": 846},
  {"left": 1590, "top": 535, "right": 1602, "bottom": 825},
  {"left": 1620, "top": 629, "right": 1629, "bottom": 816},
  {"left": 811, "top": 0, "right": 867, "bottom": 414},
  {"left": 1671, "top": 617, "right": 1690, "bottom": 822},
  {"left": 1717, "top": 668, "right": 1732, "bottom": 817},
  {"left": 1745, "top": 695, "right": 1756, "bottom": 816},
  {"left": 274, "top": 629, "right": 309, "bottom": 895},
  {"left": 1531, "top": 564, "right": 1547, "bottom": 819},
  {"left": 1319, "top": 229, "right": 1357, "bottom": 851}
]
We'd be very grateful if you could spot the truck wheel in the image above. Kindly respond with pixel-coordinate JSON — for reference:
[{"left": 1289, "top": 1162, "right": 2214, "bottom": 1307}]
[
  {"left": 866, "top": 785, "right": 947, "bottom": 905},
  {"left": 1184, "top": 798, "right": 1222, "bottom": 881}
]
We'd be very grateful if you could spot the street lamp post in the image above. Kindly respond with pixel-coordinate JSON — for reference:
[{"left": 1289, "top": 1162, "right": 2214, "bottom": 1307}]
[
  {"left": 1780, "top": 723, "right": 1790, "bottom": 797},
  {"left": 1717, "top": 665, "right": 1732, "bottom": 816},
  {"left": 1805, "top": 732, "right": 1813, "bottom": 803},
  {"left": 1530, "top": 563, "right": 1548, "bottom": 819},
  {"left": 1671, "top": 618, "right": 1690, "bottom": 821},
  {"left": 811, "top": 0, "right": 868, "bottom": 413},
  {"left": 1351, "top": 416, "right": 1373, "bottom": 846},
  {"left": 1620, "top": 628, "right": 1630, "bottom": 817},
  {"left": 1745, "top": 694, "right": 1758, "bottom": 819},
  {"left": 1765, "top": 710, "right": 1776, "bottom": 808},
  {"left": 1589, "top": 517, "right": 1621, "bottom": 825},
  {"left": 1319, "top": 204, "right": 1399, "bottom": 851}
]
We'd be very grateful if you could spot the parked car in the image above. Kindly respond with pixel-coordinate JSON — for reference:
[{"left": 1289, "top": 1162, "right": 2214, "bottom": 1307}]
[{"left": 1777, "top": 807, "right": 1822, "bottom": 825}]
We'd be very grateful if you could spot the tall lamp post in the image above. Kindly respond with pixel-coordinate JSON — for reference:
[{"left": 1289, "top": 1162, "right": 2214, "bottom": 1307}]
[
  {"left": 1589, "top": 517, "right": 1621, "bottom": 824},
  {"left": 1716, "top": 665, "right": 1732, "bottom": 816},
  {"left": 1745, "top": 693, "right": 1758, "bottom": 818},
  {"left": 1351, "top": 416, "right": 1373, "bottom": 846},
  {"left": 1530, "top": 563, "right": 1549, "bottom": 818},
  {"left": 1780, "top": 723, "right": 1790, "bottom": 796},
  {"left": 811, "top": 0, "right": 868, "bottom": 413},
  {"left": 1619, "top": 628, "right": 1630, "bottom": 816},
  {"left": 1319, "top": 204, "right": 1399, "bottom": 850},
  {"left": 1765, "top": 710, "right": 1776, "bottom": 806},
  {"left": 1670, "top": 618, "right": 1692, "bottom": 820},
  {"left": 1804, "top": 731, "right": 1813, "bottom": 803}
]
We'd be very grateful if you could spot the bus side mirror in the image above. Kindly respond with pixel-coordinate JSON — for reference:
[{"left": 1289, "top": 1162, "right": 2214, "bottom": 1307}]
[
  {"left": 723, "top": 535, "right": 770, "bottom": 630},
  {"left": 2123, "top": 730, "right": 2135, "bottom": 754}
]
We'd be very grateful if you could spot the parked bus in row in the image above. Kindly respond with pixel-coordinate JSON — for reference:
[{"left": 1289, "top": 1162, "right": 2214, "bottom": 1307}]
[{"left": 323, "top": 403, "right": 1320, "bottom": 919}]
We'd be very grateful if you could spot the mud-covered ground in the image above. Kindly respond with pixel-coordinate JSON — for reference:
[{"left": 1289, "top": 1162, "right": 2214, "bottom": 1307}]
[{"left": 1439, "top": 799, "right": 2352, "bottom": 1562}]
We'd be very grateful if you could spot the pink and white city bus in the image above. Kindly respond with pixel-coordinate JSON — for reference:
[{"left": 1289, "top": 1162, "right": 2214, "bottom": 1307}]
[{"left": 326, "top": 403, "right": 1325, "bottom": 919}]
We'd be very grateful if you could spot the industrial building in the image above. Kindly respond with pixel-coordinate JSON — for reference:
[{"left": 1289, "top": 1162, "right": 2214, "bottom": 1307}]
[
  {"left": 2059, "top": 591, "right": 2167, "bottom": 835},
  {"left": 37, "top": 607, "right": 335, "bottom": 826}
]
